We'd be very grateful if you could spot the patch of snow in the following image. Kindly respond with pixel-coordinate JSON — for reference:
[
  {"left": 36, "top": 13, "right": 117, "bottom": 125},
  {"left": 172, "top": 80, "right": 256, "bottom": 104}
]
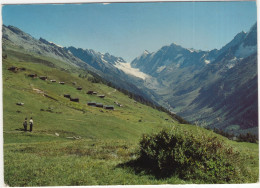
[
  {"left": 227, "top": 64, "right": 235, "bottom": 69},
  {"left": 188, "top": 48, "right": 194, "bottom": 53},
  {"left": 156, "top": 66, "right": 166, "bottom": 73},
  {"left": 150, "top": 52, "right": 156, "bottom": 58},
  {"left": 174, "top": 54, "right": 183, "bottom": 60},
  {"left": 114, "top": 62, "right": 150, "bottom": 80},
  {"left": 101, "top": 57, "right": 108, "bottom": 64},
  {"left": 143, "top": 50, "right": 150, "bottom": 55},
  {"left": 200, "top": 54, "right": 206, "bottom": 60},
  {"left": 49, "top": 41, "right": 63, "bottom": 48},
  {"left": 235, "top": 43, "right": 257, "bottom": 58},
  {"left": 177, "top": 57, "right": 185, "bottom": 64},
  {"left": 204, "top": 60, "right": 210, "bottom": 64},
  {"left": 229, "top": 57, "right": 237, "bottom": 63},
  {"left": 226, "top": 57, "right": 241, "bottom": 69},
  {"left": 188, "top": 48, "right": 201, "bottom": 53}
]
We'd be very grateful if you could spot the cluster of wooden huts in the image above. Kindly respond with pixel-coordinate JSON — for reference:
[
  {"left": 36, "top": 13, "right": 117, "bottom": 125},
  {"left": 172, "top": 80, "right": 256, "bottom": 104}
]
[
  {"left": 27, "top": 73, "right": 66, "bottom": 85},
  {"left": 87, "top": 101, "right": 114, "bottom": 110},
  {"left": 8, "top": 66, "right": 26, "bottom": 73},
  {"left": 63, "top": 87, "right": 114, "bottom": 110},
  {"left": 10, "top": 68, "right": 115, "bottom": 110}
]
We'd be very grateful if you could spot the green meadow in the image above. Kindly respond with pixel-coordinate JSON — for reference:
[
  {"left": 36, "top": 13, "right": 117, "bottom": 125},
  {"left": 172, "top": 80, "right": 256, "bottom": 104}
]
[{"left": 2, "top": 48, "right": 259, "bottom": 186}]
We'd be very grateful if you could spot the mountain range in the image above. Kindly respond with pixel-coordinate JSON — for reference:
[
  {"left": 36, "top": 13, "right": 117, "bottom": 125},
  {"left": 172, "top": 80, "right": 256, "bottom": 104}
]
[
  {"left": 2, "top": 23, "right": 258, "bottom": 135},
  {"left": 131, "top": 23, "right": 258, "bottom": 135}
]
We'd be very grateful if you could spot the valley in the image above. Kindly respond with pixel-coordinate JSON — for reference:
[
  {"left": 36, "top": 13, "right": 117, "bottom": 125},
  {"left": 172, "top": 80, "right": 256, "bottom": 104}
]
[{"left": 2, "top": 22, "right": 259, "bottom": 185}]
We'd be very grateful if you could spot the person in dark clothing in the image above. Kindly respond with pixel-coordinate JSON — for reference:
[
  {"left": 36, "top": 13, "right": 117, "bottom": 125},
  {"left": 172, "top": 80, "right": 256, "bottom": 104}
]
[
  {"left": 29, "top": 117, "right": 33, "bottom": 132},
  {"left": 23, "top": 118, "right": 27, "bottom": 131}
]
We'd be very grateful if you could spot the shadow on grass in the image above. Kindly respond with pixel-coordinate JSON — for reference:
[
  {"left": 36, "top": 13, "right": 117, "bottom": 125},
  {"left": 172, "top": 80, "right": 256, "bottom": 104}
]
[
  {"left": 117, "top": 157, "right": 176, "bottom": 180},
  {"left": 15, "top": 128, "right": 27, "bottom": 131}
]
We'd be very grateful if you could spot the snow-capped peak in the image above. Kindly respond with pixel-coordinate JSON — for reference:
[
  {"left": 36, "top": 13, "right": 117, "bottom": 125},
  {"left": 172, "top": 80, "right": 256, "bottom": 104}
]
[
  {"left": 143, "top": 50, "right": 150, "bottom": 55},
  {"left": 49, "top": 41, "right": 63, "bottom": 48}
]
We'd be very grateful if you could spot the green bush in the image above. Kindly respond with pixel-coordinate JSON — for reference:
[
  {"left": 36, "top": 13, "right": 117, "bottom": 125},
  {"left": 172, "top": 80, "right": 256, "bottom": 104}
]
[{"left": 139, "top": 129, "right": 250, "bottom": 183}]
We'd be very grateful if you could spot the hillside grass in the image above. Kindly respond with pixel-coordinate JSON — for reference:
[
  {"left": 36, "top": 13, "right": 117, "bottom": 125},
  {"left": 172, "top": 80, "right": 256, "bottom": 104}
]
[{"left": 2, "top": 49, "right": 259, "bottom": 186}]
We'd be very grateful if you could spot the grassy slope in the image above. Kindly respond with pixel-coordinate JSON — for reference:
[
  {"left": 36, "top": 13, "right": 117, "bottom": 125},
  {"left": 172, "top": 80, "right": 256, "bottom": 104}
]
[{"left": 2, "top": 49, "right": 259, "bottom": 186}]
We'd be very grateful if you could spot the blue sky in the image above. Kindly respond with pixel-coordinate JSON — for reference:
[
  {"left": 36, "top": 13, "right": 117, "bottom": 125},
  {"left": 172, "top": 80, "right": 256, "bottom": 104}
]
[{"left": 2, "top": 2, "right": 257, "bottom": 61}]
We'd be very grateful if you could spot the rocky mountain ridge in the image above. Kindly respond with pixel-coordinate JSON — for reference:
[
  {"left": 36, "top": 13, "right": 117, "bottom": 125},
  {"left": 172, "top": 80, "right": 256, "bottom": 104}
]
[{"left": 131, "top": 23, "right": 258, "bottom": 135}]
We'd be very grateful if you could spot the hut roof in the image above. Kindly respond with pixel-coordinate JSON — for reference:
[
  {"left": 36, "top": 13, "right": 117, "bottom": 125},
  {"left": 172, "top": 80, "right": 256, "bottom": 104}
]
[{"left": 103, "top": 105, "right": 114, "bottom": 109}]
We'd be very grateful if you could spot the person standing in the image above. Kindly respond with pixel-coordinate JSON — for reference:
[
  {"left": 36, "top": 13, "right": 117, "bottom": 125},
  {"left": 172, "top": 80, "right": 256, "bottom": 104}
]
[
  {"left": 23, "top": 118, "right": 27, "bottom": 131},
  {"left": 29, "top": 117, "right": 33, "bottom": 132}
]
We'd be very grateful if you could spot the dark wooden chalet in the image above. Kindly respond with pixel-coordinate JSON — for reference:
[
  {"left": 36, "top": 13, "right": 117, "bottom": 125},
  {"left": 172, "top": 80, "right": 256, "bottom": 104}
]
[
  {"left": 93, "top": 92, "right": 97, "bottom": 95},
  {"left": 16, "top": 102, "right": 24, "bottom": 106},
  {"left": 98, "top": 95, "right": 105, "bottom": 98},
  {"left": 77, "top": 87, "right": 82, "bottom": 90},
  {"left": 28, "top": 74, "right": 37, "bottom": 78},
  {"left": 64, "top": 94, "right": 71, "bottom": 98},
  {"left": 59, "top": 82, "right": 65, "bottom": 85},
  {"left": 96, "top": 103, "right": 103, "bottom": 108},
  {"left": 50, "top": 80, "right": 56, "bottom": 82},
  {"left": 39, "top": 76, "right": 48, "bottom": 80},
  {"left": 103, "top": 105, "right": 114, "bottom": 110},
  {"left": 87, "top": 102, "right": 96, "bottom": 106},
  {"left": 70, "top": 97, "right": 79, "bottom": 102},
  {"left": 87, "top": 91, "right": 94, "bottom": 94},
  {"left": 8, "top": 66, "right": 18, "bottom": 72}
]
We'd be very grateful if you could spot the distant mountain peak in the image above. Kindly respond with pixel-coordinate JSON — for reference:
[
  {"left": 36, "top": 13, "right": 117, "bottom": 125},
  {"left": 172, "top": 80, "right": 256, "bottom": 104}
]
[
  {"left": 39, "top": 38, "right": 63, "bottom": 48},
  {"left": 143, "top": 50, "right": 150, "bottom": 55},
  {"left": 6, "top": 25, "right": 24, "bottom": 35},
  {"left": 187, "top": 48, "right": 201, "bottom": 53},
  {"left": 248, "top": 22, "right": 257, "bottom": 34},
  {"left": 170, "top": 42, "right": 179, "bottom": 46}
]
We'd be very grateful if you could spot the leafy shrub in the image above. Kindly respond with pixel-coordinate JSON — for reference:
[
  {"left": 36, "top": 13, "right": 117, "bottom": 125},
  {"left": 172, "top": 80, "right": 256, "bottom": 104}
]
[{"left": 139, "top": 128, "right": 251, "bottom": 183}]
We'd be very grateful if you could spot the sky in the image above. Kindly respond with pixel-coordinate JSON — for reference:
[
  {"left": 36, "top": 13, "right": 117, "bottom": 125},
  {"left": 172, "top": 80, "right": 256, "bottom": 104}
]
[{"left": 2, "top": 1, "right": 257, "bottom": 61}]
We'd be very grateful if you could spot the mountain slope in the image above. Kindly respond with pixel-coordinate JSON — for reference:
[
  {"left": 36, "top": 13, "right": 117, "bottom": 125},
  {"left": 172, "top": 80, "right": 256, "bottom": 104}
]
[
  {"left": 2, "top": 48, "right": 258, "bottom": 186},
  {"left": 65, "top": 46, "right": 158, "bottom": 104},
  {"left": 2, "top": 25, "right": 156, "bottom": 105},
  {"left": 130, "top": 23, "right": 258, "bottom": 135},
  {"left": 2, "top": 42, "right": 189, "bottom": 186}
]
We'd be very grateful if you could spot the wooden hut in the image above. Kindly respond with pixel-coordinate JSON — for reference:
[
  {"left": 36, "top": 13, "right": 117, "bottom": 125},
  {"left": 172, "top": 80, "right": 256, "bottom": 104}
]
[
  {"left": 20, "top": 67, "right": 26, "bottom": 71},
  {"left": 103, "top": 105, "right": 114, "bottom": 110},
  {"left": 39, "top": 76, "right": 48, "bottom": 80},
  {"left": 87, "top": 91, "right": 94, "bottom": 95},
  {"left": 98, "top": 95, "right": 105, "bottom": 98},
  {"left": 93, "top": 92, "right": 97, "bottom": 95},
  {"left": 8, "top": 66, "right": 18, "bottom": 72},
  {"left": 77, "top": 87, "right": 82, "bottom": 90},
  {"left": 59, "top": 82, "right": 65, "bottom": 85},
  {"left": 28, "top": 74, "right": 37, "bottom": 78},
  {"left": 64, "top": 94, "right": 71, "bottom": 98},
  {"left": 96, "top": 103, "right": 103, "bottom": 108},
  {"left": 70, "top": 97, "right": 79, "bottom": 102},
  {"left": 87, "top": 102, "right": 96, "bottom": 106},
  {"left": 16, "top": 102, "right": 24, "bottom": 106},
  {"left": 50, "top": 80, "right": 56, "bottom": 82}
]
